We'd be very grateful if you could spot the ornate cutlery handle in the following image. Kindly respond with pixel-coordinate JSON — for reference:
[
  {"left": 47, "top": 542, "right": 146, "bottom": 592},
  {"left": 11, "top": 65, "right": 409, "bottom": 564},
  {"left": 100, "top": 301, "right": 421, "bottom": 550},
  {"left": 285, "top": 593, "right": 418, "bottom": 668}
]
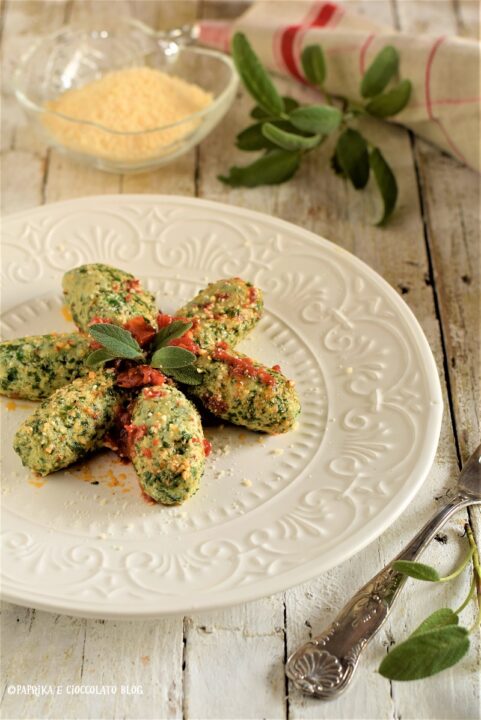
[{"left": 286, "top": 496, "right": 471, "bottom": 700}]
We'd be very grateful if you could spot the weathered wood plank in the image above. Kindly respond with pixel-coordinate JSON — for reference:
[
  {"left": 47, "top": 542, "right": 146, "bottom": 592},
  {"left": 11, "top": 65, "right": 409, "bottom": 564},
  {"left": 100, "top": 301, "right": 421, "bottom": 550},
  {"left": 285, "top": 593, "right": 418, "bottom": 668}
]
[
  {"left": 1, "top": 1, "right": 68, "bottom": 211},
  {"left": 44, "top": 151, "right": 121, "bottom": 202},
  {"left": 0, "top": 603, "right": 86, "bottom": 720},
  {"left": 122, "top": 150, "right": 197, "bottom": 196},
  {"left": 1, "top": 149, "right": 45, "bottom": 213},
  {"left": 414, "top": 146, "right": 480, "bottom": 457},
  {"left": 79, "top": 618, "right": 184, "bottom": 720},
  {"left": 184, "top": 599, "right": 286, "bottom": 720},
  {"left": 455, "top": 0, "right": 480, "bottom": 39}
]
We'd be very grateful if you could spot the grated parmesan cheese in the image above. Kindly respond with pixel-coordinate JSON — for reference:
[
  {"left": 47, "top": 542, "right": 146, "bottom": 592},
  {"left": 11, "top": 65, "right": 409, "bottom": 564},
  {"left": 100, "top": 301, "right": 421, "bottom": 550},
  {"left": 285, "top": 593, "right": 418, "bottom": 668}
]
[{"left": 43, "top": 66, "right": 213, "bottom": 161}]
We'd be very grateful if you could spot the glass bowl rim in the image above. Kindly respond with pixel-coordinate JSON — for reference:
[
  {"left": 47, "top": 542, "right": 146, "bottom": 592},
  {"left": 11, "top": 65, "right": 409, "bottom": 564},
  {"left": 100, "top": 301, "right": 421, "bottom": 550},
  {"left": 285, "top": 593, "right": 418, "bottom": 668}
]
[{"left": 13, "top": 27, "right": 238, "bottom": 137}]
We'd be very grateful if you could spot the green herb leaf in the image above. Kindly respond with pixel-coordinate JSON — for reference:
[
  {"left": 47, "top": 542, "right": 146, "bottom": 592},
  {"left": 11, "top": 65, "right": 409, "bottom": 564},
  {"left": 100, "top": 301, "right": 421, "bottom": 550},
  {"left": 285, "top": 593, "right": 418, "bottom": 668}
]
[
  {"left": 250, "top": 96, "right": 299, "bottom": 119},
  {"left": 236, "top": 122, "right": 279, "bottom": 151},
  {"left": 236, "top": 119, "right": 307, "bottom": 151},
  {"left": 151, "top": 346, "right": 196, "bottom": 369},
  {"left": 301, "top": 45, "right": 326, "bottom": 86},
  {"left": 153, "top": 320, "right": 192, "bottom": 350},
  {"left": 365, "top": 79, "right": 412, "bottom": 117},
  {"left": 393, "top": 560, "right": 441, "bottom": 582},
  {"left": 330, "top": 151, "right": 346, "bottom": 177},
  {"left": 410, "top": 609, "right": 459, "bottom": 638},
  {"left": 378, "top": 626, "right": 469, "bottom": 681},
  {"left": 335, "top": 128, "right": 370, "bottom": 189},
  {"left": 85, "top": 348, "right": 115, "bottom": 368},
  {"left": 361, "top": 45, "right": 399, "bottom": 98},
  {"left": 219, "top": 149, "right": 301, "bottom": 188},
  {"left": 167, "top": 365, "right": 203, "bottom": 386},
  {"left": 232, "top": 32, "right": 284, "bottom": 116},
  {"left": 289, "top": 105, "right": 342, "bottom": 135},
  {"left": 370, "top": 147, "right": 398, "bottom": 225},
  {"left": 262, "top": 123, "right": 322, "bottom": 151},
  {"left": 88, "top": 324, "right": 143, "bottom": 360}
]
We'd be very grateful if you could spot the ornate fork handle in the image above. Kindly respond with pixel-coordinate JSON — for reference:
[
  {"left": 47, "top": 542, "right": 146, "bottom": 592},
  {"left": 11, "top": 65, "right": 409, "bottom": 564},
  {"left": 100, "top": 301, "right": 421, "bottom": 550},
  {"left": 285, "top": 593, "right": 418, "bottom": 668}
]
[{"left": 286, "top": 495, "right": 472, "bottom": 700}]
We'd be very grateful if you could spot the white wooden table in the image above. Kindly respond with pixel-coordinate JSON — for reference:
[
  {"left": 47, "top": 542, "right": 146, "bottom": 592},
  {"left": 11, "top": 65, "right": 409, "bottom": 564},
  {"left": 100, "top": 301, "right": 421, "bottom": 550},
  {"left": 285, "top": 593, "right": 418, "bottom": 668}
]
[{"left": 1, "top": 2, "right": 479, "bottom": 718}]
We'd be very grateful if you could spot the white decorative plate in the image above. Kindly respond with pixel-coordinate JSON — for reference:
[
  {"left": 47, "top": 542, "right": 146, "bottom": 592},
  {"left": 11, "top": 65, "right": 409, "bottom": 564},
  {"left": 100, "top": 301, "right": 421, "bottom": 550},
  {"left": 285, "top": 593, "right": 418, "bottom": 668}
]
[{"left": 1, "top": 195, "right": 442, "bottom": 619}]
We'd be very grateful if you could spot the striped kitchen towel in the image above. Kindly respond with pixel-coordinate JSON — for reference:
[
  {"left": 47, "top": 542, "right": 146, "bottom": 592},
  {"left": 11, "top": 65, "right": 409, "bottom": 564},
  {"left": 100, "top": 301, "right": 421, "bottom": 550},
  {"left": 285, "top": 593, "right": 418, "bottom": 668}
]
[{"left": 199, "top": 0, "right": 480, "bottom": 172}]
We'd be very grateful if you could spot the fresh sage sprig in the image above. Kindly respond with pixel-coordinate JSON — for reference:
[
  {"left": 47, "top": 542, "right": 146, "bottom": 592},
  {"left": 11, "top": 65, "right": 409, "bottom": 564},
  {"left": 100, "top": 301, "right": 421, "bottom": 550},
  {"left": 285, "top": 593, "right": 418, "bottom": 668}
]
[
  {"left": 86, "top": 324, "right": 144, "bottom": 367},
  {"left": 152, "top": 320, "right": 193, "bottom": 350},
  {"left": 85, "top": 322, "right": 202, "bottom": 385},
  {"left": 220, "top": 32, "right": 412, "bottom": 225},
  {"left": 378, "top": 524, "right": 480, "bottom": 682},
  {"left": 150, "top": 320, "right": 201, "bottom": 385}
]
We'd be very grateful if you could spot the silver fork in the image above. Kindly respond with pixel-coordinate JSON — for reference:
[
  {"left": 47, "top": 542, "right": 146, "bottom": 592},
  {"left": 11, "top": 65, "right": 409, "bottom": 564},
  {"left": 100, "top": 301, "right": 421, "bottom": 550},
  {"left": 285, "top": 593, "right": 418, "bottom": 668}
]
[{"left": 286, "top": 444, "right": 481, "bottom": 700}]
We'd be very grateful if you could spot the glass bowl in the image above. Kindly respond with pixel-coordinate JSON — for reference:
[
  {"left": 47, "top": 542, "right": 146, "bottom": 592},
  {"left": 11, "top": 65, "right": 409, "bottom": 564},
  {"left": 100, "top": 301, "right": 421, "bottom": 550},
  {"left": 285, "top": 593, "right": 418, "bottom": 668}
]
[{"left": 13, "top": 20, "right": 238, "bottom": 174}]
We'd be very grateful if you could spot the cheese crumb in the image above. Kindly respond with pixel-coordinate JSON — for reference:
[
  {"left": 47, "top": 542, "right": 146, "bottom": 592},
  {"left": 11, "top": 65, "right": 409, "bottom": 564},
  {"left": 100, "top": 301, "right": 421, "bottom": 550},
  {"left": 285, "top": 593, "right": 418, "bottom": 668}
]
[
  {"left": 43, "top": 67, "right": 213, "bottom": 162},
  {"left": 241, "top": 478, "right": 252, "bottom": 487}
]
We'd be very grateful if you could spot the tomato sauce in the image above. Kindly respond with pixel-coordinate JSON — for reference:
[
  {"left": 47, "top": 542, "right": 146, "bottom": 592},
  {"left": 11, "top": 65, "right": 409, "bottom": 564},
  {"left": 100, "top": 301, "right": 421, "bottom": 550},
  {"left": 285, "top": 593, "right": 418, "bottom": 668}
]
[
  {"left": 124, "top": 423, "right": 148, "bottom": 458},
  {"left": 246, "top": 286, "right": 257, "bottom": 306},
  {"left": 192, "top": 437, "right": 213, "bottom": 457},
  {"left": 87, "top": 315, "right": 156, "bottom": 348},
  {"left": 116, "top": 365, "right": 165, "bottom": 389},
  {"left": 212, "top": 342, "right": 276, "bottom": 386},
  {"left": 205, "top": 394, "right": 229, "bottom": 415},
  {"left": 156, "top": 313, "right": 201, "bottom": 355},
  {"left": 123, "top": 317, "right": 156, "bottom": 347}
]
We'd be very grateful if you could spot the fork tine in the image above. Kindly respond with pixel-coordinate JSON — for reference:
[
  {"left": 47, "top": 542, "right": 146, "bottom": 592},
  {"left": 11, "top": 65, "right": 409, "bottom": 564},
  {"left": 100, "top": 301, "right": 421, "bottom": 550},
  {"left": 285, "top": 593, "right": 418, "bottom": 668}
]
[{"left": 458, "top": 444, "right": 481, "bottom": 499}]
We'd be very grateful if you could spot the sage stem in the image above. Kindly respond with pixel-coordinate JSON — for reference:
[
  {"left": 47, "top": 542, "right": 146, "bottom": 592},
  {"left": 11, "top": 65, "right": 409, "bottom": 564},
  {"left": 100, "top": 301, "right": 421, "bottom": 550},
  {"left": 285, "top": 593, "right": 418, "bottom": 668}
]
[
  {"left": 439, "top": 546, "right": 474, "bottom": 582},
  {"left": 465, "top": 524, "right": 481, "bottom": 633},
  {"left": 454, "top": 571, "right": 476, "bottom": 615}
]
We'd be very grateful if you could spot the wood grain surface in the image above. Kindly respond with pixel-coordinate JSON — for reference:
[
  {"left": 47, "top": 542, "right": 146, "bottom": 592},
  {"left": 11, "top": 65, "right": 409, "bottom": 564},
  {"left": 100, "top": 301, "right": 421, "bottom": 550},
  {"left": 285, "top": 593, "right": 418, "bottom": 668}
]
[{"left": 1, "top": 2, "right": 479, "bottom": 719}]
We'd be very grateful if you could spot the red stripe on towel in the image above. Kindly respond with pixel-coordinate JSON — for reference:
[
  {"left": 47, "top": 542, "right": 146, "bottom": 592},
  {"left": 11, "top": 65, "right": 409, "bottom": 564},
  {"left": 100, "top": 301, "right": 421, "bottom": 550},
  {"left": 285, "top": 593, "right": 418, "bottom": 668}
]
[
  {"left": 359, "top": 33, "right": 376, "bottom": 75},
  {"left": 277, "top": 2, "right": 340, "bottom": 83}
]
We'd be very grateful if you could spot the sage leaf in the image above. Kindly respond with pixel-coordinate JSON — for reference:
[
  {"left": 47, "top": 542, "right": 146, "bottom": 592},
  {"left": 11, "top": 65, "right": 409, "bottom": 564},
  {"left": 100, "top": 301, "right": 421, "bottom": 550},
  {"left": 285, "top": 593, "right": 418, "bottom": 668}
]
[
  {"left": 378, "top": 626, "right": 469, "bottom": 681},
  {"left": 232, "top": 32, "right": 284, "bottom": 116},
  {"left": 262, "top": 123, "right": 322, "bottom": 151},
  {"left": 335, "top": 129, "right": 370, "bottom": 189},
  {"left": 330, "top": 151, "right": 346, "bottom": 177},
  {"left": 365, "top": 79, "right": 412, "bottom": 117},
  {"left": 301, "top": 44, "right": 326, "bottom": 85},
  {"left": 237, "top": 119, "right": 307, "bottom": 151},
  {"left": 370, "top": 147, "right": 398, "bottom": 225},
  {"left": 236, "top": 122, "right": 279, "bottom": 151},
  {"left": 167, "top": 365, "right": 203, "bottom": 386},
  {"left": 361, "top": 45, "right": 399, "bottom": 98},
  {"left": 153, "top": 320, "right": 192, "bottom": 350},
  {"left": 290, "top": 105, "right": 342, "bottom": 135},
  {"left": 410, "top": 609, "right": 459, "bottom": 638},
  {"left": 151, "top": 346, "right": 196, "bottom": 369},
  {"left": 88, "top": 323, "right": 143, "bottom": 359},
  {"left": 85, "top": 348, "right": 115, "bottom": 368},
  {"left": 393, "top": 560, "right": 440, "bottom": 582},
  {"left": 250, "top": 96, "right": 299, "bottom": 119},
  {"left": 219, "top": 149, "right": 301, "bottom": 187}
]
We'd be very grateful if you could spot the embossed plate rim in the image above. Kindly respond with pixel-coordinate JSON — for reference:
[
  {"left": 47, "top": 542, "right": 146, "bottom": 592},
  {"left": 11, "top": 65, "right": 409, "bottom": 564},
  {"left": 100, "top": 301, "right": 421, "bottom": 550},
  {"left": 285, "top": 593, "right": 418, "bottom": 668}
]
[{"left": 1, "top": 195, "right": 443, "bottom": 619}]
